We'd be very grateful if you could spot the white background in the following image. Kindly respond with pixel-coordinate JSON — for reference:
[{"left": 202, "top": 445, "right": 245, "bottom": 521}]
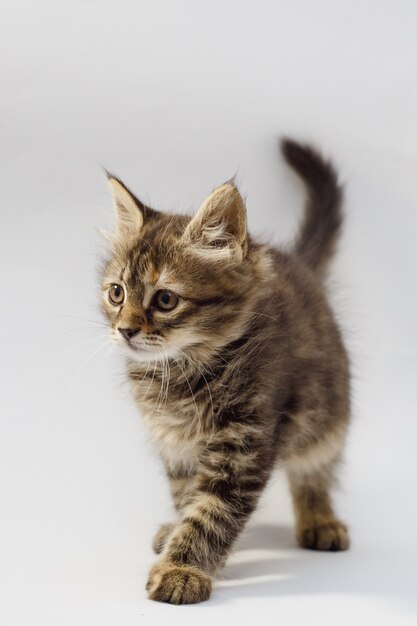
[{"left": 1, "top": 1, "right": 416, "bottom": 624}]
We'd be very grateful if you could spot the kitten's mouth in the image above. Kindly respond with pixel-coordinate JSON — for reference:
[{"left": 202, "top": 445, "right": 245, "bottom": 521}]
[
  {"left": 112, "top": 329, "right": 179, "bottom": 362},
  {"left": 128, "top": 341, "right": 160, "bottom": 354},
  {"left": 124, "top": 340, "right": 176, "bottom": 363}
]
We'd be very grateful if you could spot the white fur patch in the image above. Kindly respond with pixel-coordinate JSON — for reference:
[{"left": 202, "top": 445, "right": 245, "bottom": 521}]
[{"left": 142, "top": 409, "right": 202, "bottom": 474}]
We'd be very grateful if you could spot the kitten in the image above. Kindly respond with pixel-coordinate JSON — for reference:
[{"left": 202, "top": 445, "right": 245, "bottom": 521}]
[{"left": 100, "top": 139, "right": 350, "bottom": 604}]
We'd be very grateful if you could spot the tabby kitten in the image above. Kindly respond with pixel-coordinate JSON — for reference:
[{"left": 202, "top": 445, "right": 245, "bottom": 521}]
[{"left": 100, "top": 139, "right": 350, "bottom": 605}]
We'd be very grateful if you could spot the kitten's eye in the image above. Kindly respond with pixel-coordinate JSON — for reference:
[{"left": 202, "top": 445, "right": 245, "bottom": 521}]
[
  {"left": 108, "top": 284, "right": 125, "bottom": 305},
  {"left": 154, "top": 290, "right": 179, "bottom": 311}
]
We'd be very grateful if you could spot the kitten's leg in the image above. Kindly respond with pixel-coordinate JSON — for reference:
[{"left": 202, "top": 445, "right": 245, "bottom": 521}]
[
  {"left": 287, "top": 459, "right": 349, "bottom": 551},
  {"left": 169, "top": 472, "right": 197, "bottom": 512},
  {"left": 152, "top": 472, "right": 197, "bottom": 555},
  {"left": 147, "top": 429, "right": 271, "bottom": 604},
  {"left": 152, "top": 523, "right": 175, "bottom": 555}
]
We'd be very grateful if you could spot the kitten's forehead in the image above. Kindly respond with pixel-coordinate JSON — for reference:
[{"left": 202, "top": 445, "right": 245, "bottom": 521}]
[
  {"left": 104, "top": 208, "right": 243, "bottom": 300},
  {"left": 107, "top": 234, "right": 183, "bottom": 294},
  {"left": 127, "top": 241, "right": 173, "bottom": 284}
]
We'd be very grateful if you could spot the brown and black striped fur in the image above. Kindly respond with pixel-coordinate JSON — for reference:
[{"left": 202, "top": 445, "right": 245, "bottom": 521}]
[{"left": 100, "top": 139, "right": 351, "bottom": 604}]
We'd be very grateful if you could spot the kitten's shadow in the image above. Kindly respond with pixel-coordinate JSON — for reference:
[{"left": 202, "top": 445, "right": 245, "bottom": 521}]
[
  {"left": 212, "top": 523, "right": 416, "bottom": 612},
  {"left": 233, "top": 522, "right": 296, "bottom": 552}
]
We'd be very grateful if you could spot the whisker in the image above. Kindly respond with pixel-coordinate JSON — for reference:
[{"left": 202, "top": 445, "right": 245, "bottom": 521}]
[
  {"left": 171, "top": 344, "right": 215, "bottom": 423},
  {"left": 173, "top": 356, "right": 199, "bottom": 423},
  {"left": 26, "top": 326, "right": 109, "bottom": 370},
  {"left": 143, "top": 357, "right": 158, "bottom": 399},
  {"left": 59, "top": 332, "right": 110, "bottom": 365},
  {"left": 40, "top": 314, "right": 108, "bottom": 328},
  {"left": 70, "top": 338, "right": 112, "bottom": 386}
]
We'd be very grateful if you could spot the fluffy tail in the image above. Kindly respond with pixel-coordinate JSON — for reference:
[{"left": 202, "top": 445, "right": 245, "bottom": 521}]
[{"left": 281, "top": 138, "right": 343, "bottom": 277}]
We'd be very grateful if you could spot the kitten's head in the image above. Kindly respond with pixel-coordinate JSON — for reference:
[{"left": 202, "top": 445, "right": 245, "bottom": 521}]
[{"left": 101, "top": 175, "right": 259, "bottom": 363}]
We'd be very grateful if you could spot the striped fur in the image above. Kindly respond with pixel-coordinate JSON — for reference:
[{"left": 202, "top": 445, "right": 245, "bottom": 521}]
[{"left": 100, "top": 139, "right": 351, "bottom": 604}]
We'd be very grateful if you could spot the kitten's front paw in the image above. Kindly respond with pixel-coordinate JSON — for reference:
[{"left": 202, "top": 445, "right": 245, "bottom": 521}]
[
  {"left": 146, "top": 562, "right": 212, "bottom": 604},
  {"left": 152, "top": 523, "right": 175, "bottom": 554},
  {"left": 298, "top": 519, "right": 350, "bottom": 551}
]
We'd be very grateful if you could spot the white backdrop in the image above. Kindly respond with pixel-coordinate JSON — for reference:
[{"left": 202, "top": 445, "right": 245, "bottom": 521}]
[{"left": 1, "top": 1, "right": 416, "bottom": 624}]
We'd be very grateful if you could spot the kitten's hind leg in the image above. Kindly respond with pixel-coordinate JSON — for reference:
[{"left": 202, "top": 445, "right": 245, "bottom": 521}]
[{"left": 287, "top": 456, "right": 350, "bottom": 552}]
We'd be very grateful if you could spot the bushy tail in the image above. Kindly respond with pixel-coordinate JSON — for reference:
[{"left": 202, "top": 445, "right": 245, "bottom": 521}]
[{"left": 281, "top": 138, "right": 343, "bottom": 277}]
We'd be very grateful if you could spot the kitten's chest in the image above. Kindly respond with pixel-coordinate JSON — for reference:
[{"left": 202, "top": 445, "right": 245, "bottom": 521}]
[
  {"left": 131, "top": 372, "right": 212, "bottom": 473},
  {"left": 142, "top": 407, "right": 203, "bottom": 472}
]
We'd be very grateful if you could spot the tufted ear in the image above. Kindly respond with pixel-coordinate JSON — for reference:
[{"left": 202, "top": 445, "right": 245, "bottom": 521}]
[
  {"left": 107, "top": 175, "right": 146, "bottom": 238},
  {"left": 182, "top": 183, "right": 248, "bottom": 260}
]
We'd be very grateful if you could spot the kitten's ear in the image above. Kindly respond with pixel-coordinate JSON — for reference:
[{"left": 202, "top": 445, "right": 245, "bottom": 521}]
[
  {"left": 183, "top": 183, "right": 248, "bottom": 260},
  {"left": 107, "top": 175, "right": 145, "bottom": 237}
]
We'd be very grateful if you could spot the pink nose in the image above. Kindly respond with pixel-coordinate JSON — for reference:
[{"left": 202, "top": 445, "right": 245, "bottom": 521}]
[{"left": 118, "top": 327, "right": 140, "bottom": 340}]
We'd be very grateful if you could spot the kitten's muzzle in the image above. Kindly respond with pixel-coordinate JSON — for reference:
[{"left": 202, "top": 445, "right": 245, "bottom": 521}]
[{"left": 118, "top": 327, "right": 140, "bottom": 341}]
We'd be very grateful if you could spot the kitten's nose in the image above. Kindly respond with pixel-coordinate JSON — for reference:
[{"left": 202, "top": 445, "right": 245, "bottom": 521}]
[{"left": 118, "top": 327, "right": 140, "bottom": 340}]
